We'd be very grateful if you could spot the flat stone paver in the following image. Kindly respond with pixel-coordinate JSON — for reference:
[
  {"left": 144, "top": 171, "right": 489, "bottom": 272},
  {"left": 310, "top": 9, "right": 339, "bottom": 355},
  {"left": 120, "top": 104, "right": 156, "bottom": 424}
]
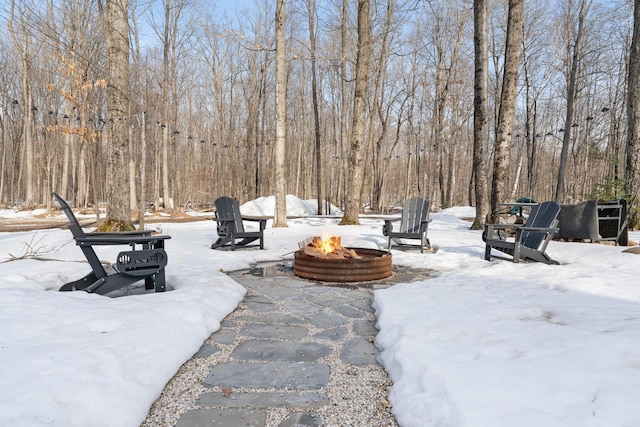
[
  {"left": 197, "top": 391, "right": 329, "bottom": 408},
  {"left": 175, "top": 408, "right": 266, "bottom": 427},
  {"left": 241, "top": 323, "right": 308, "bottom": 339},
  {"left": 231, "top": 339, "right": 332, "bottom": 362},
  {"left": 205, "top": 361, "right": 330, "bottom": 389},
  {"left": 150, "top": 261, "right": 406, "bottom": 427}
]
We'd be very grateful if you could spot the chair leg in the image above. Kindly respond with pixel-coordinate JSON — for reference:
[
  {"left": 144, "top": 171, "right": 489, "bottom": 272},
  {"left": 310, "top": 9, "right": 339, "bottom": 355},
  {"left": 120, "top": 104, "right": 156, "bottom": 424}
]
[
  {"left": 154, "top": 270, "right": 166, "bottom": 292},
  {"left": 60, "top": 271, "right": 99, "bottom": 291},
  {"left": 512, "top": 244, "right": 521, "bottom": 263},
  {"left": 484, "top": 244, "right": 492, "bottom": 261}
]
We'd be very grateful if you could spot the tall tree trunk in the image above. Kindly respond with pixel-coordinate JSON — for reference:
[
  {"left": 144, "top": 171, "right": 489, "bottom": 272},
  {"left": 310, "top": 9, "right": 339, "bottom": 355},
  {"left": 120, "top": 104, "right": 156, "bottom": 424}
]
[
  {"left": 273, "top": 0, "right": 288, "bottom": 227},
  {"left": 104, "top": 0, "right": 133, "bottom": 228},
  {"left": 161, "top": 0, "right": 172, "bottom": 211},
  {"left": 129, "top": 121, "right": 137, "bottom": 211},
  {"left": 626, "top": 0, "right": 640, "bottom": 228},
  {"left": 490, "top": 0, "right": 523, "bottom": 222},
  {"left": 138, "top": 112, "right": 147, "bottom": 229},
  {"left": 307, "top": 0, "right": 323, "bottom": 215},
  {"left": 471, "top": 0, "right": 489, "bottom": 229},
  {"left": 340, "top": 0, "right": 371, "bottom": 225},
  {"left": 131, "top": 3, "right": 145, "bottom": 228},
  {"left": 362, "top": 0, "right": 394, "bottom": 212},
  {"left": 339, "top": 0, "right": 349, "bottom": 210},
  {"left": 556, "top": 0, "right": 591, "bottom": 203},
  {"left": 522, "top": 30, "right": 537, "bottom": 199},
  {"left": 8, "top": 0, "right": 34, "bottom": 206}
]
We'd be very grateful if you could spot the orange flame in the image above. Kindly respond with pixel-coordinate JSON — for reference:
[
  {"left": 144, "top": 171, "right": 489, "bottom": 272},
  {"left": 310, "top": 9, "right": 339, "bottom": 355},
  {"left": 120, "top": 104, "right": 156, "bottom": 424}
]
[{"left": 308, "top": 235, "right": 342, "bottom": 255}]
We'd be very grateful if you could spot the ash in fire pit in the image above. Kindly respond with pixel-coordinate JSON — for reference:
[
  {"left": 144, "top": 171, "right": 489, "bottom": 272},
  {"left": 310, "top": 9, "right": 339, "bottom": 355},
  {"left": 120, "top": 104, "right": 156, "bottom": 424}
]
[{"left": 294, "top": 236, "right": 392, "bottom": 282}]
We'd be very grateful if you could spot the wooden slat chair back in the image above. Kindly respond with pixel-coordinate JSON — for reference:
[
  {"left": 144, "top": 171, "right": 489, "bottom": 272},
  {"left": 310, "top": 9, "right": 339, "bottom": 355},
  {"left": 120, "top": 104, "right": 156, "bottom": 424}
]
[
  {"left": 53, "top": 193, "right": 171, "bottom": 295},
  {"left": 382, "top": 198, "right": 432, "bottom": 253},
  {"left": 400, "top": 198, "right": 430, "bottom": 233},
  {"left": 520, "top": 202, "right": 561, "bottom": 251},
  {"left": 483, "top": 201, "right": 561, "bottom": 264},
  {"left": 212, "top": 196, "right": 266, "bottom": 250}
]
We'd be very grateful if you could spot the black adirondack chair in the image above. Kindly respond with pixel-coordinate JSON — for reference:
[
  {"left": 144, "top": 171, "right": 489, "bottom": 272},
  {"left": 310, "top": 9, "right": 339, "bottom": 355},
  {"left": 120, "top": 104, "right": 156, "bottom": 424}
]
[
  {"left": 53, "top": 193, "right": 171, "bottom": 295},
  {"left": 211, "top": 196, "right": 266, "bottom": 250},
  {"left": 382, "top": 198, "right": 432, "bottom": 253},
  {"left": 483, "top": 201, "right": 561, "bottom": 264}
]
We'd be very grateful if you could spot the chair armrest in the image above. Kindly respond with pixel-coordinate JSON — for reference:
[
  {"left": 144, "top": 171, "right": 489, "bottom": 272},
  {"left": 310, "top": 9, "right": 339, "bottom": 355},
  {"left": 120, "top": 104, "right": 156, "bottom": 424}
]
[
  {"left": 484, "top": 223, "right": 521, "bottom": 242},
  {"left": 485, "top": 223, "right": 523, "bottom": 231},
  {"left": 242, "top": 217, "right": 267, "bottom": 231},
  {"left": 89, "top": 230, "right": 154, "bottom": 237},
  {"left": 519, "top": 226, "right": 559, "bottom": 233},
  {"left": 76, "top": 234, "right": 171, "bottom": 246},
  {"left": 512, "top": 226, "right": 559, "bottom": 245}
]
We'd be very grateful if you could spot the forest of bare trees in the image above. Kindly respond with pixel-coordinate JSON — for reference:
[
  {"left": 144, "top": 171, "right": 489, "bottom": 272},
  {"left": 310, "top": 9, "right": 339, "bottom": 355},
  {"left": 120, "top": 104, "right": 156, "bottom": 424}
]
[{"left": 0, "top": 0, "right": 637, "bottom": 226}]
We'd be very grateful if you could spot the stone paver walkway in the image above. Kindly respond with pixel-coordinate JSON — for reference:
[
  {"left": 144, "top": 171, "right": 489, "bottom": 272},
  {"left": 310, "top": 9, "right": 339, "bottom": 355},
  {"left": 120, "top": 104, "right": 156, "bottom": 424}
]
[{"left": 166, "top": 263, "right": 402, "bottom": 427}]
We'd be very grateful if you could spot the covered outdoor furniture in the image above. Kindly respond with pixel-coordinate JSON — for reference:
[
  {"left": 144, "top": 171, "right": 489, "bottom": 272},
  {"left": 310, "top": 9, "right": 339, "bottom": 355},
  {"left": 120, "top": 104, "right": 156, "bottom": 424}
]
[
  {"left": 211, "top": 196, "right": 266, "bottom": 250},
  {"left": 483, "top": 201, "right": 561, "bottom": 265},
  {"left": 557, "top": 200, "right": 599, "bottom": 242},
  {"left": 382, "top": 197, "right": 432, "bottom": 253},
  {"left": 53, "top": 192, "right": 170, "bottom": 295},
  {"left": 556, "top": 199, "right": 628, "bottom": 245}
]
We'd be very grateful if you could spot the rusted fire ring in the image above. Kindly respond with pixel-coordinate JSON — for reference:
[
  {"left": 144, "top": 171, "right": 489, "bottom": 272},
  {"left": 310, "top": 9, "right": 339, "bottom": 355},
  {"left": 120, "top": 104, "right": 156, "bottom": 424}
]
[{"left": 293, "top": 248, "right": 392, "bottom": 282}]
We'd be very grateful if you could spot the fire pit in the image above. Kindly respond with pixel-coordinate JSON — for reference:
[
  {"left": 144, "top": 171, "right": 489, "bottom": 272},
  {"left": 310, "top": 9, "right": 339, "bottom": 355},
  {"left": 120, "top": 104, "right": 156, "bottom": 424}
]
[{"left": 293, "top": 236, "right": 392, "bottom": 282}]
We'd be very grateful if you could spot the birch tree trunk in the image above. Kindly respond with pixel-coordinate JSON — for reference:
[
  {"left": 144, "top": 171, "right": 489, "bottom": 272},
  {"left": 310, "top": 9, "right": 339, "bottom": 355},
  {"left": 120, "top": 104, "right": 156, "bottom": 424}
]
[
  {"left": 103, "top": 0, "right": 133, "bottom": 229},
  {"left": 490, "top": 0, "right": 523, "bottom": 222},
  {"left": 273, "top": 0, "right": 288, "bottom": 227},
  {"left": 340, "top": 0, "right": 371, "bottom": 225}
]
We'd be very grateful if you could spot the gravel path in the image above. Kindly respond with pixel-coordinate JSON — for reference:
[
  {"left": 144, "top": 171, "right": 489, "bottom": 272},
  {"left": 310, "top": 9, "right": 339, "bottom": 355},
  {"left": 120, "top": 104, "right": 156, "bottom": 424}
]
[{"left": 141, "top": 262, "right": 399, "bottom": 427}]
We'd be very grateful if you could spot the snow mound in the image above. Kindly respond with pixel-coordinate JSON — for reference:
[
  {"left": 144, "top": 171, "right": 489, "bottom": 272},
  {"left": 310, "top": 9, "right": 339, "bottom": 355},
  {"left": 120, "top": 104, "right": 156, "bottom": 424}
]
[{"left": 240, "top": 195, "right": 342, "bottom": 217}]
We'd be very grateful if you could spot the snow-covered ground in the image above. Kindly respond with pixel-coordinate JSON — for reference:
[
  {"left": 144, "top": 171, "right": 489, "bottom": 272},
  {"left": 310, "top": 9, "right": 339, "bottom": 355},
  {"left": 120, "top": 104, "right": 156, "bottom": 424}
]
[{"left": 1, "top": 196, "right": 638, "bottom": 427}]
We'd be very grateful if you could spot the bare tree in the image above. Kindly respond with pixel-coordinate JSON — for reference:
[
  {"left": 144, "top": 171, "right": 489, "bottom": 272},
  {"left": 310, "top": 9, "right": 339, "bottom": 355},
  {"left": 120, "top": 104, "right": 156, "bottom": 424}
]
[
  {"left": 471, "top": 0, "right": 489, "bottom": 229},
  {"left": 490, "top": 0, "right": 523, "bottom": 221},
  {"left": 363, "top": 0, "right": 395, "bottom": 212},
  {"left": 555, "top": 0, "right": 592, "bottom": 203},
  {"left": 307, "top": 0, "right": 323, "bottom": 215},
  {"left": 626, "top": 0, "right": 640, "bottom": 228},
  {"left": 161, "top": 0, "right": 172, "bottom": 211},
  {"left": 273, "top": 0, "right": 288, "bottom": 227},
  {"left": 8, "top": 0, "right": 34, "bottom": 206},
  {"left": 0, "top": 0, "right": 634, "bottom": 224},
  {"left": 101, "top": 0, "right": 133, "bottom": 230},
  {"left": 340, "top": 0, "right": 371, "bottom": 225}
]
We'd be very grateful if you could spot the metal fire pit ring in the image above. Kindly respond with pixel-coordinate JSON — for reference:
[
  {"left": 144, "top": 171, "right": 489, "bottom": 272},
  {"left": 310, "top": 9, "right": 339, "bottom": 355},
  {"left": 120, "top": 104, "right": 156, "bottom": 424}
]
[{"left": 293, "top": 248, "right": 392, "bottom": 282}]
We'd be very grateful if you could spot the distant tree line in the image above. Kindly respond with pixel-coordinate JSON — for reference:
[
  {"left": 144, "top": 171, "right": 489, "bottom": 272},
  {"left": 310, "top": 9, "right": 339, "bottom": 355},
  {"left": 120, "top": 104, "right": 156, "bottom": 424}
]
[{"left": 0, "top": 0, "right": 637, "bottom": 227}]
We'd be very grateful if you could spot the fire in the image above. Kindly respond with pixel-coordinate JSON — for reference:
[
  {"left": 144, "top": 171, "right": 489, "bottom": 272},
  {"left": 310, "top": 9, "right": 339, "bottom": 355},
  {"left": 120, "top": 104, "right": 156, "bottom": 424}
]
[
  {"left": 314, "top": 235, "right": 342, "bottom": 255},
  {"left": 298, "top": 235, "right": 363, "bottom": 259}
]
